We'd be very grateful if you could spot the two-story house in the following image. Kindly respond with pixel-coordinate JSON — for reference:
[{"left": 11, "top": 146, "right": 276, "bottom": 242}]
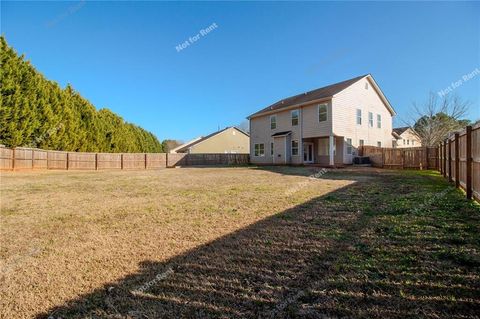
[
  {"left": 392, "top": 127, "right": 422, "bottom": 148},
  {"left": 248, "top": 74, "right": 396, "bottom": 166}
]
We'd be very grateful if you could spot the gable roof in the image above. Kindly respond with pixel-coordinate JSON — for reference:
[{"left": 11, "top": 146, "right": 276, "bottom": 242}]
[
  {"left": 392, "top": 127, "right": 420, "bottom": 140},
  {"left": 393, "top": 126, "right": 410, "bottom": 136},
  {"left": 248, "top": 74, "right": 396, "bottom": 118},
  {"left": 172, "top": 127, "right": 249, "bottom": 153}
]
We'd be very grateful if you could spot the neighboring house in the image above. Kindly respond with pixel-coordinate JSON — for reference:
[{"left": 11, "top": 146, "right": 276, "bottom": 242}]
[
  {"left": 248, "top": 74, "right": 396, "bottom": 166},
  {"left": 392, "top": 127, "right": 422, "bottom": 148},
  {"left": 170, "top": 127, "right": 250, "bottom": 154}
]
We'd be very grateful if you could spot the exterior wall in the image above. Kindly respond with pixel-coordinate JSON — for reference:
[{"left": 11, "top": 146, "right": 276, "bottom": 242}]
[
  {"left": 189, "top": 127, "right": 249, "bottom": 154},
  {"left": 302, "top": 100, "right": 333, "bottom": 138},
  {"left": 249, "top": 76, "right": 395, "bottom": 165},
  {"left": 394, "top": 130, "right": 422, "bottom": 148},
  {"left": 272, "top": 135, "right": 292, "bottom": 164},
  {"left": 250, "top": 108, "right": 302, "bottom": 164},
  {"left": 314, "top": 137, "right": 343, "bottom": 165},
  {"left": 332, "top": 77, "right": 394, "bottom": 151}
]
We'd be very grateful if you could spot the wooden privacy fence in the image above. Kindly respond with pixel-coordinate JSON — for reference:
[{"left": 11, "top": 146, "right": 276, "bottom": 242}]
[
  {"left": 359, "top": 146, "right": 439, "bottom": 170},
  {"left": 167, "top": 153, "right": 250, "bottom": 167},
  {"left": 360, "top": 123, "right": 479, "bottom": 202},
  {"left": 437, "top": 124, "right": 480, "bottom": 202},
  {"left": 0, "top": 147, "right": 250, "bottom": 170}
]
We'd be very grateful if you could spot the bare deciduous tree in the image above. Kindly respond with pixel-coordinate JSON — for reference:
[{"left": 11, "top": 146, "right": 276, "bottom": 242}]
[{"left": 408, "top": 92, "right": 471, "bottom": 147}]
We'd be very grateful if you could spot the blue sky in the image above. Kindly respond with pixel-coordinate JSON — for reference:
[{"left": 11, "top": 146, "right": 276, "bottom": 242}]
[{"left": 1, "top": 1, "right": 479, "bottom": 142}]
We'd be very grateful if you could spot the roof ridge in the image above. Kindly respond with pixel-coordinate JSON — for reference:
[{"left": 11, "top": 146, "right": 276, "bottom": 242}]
[{"left": 249, "top": 74, "right": 369, "bottom": 118}]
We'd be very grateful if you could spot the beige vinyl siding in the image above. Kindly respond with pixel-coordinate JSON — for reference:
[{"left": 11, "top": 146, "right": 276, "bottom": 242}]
[
  {"left": 332, "top": 77, "right": 393, "bottom": 151},
  {"left": 250, "top": 108, "right": 302, "bottom": 164},
  {"left": 395, "top": 129, "right": 422, "bottom": 148},
  {"left": 188, "top": 127, "right": 249, "bottom": 154},
  {"left": 302, "top": 100, "right": 332, "bottom": 138}
]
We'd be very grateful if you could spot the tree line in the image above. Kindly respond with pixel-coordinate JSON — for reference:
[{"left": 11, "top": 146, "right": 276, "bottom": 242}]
[{"left": 0, "top": 36, "right": 163, "bottom": 153}]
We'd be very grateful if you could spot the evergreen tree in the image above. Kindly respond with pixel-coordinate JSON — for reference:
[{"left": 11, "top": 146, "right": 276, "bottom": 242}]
[{"left": 0, "top": 36, "right": 163, "bottom": 152}]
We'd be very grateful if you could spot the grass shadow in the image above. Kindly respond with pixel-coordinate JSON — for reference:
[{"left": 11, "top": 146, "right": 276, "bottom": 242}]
[{"left": 37, "top": 170, "right": 480, "bottom": 318}]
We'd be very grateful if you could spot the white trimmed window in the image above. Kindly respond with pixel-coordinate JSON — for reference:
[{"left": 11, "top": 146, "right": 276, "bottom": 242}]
[
  {"left": 377, "top": 141, "right": 382, "bottom": 147},
  {"left": 254, "top": 143, "right": 265, "bottom": 156},
  {"left": 318, "top": 104, "right": 327, "bottom": 122},
  {"left": 291, "top": 140, "right": 299, "bottom": 156},
  {"left": 291, "top": 110, "right": 299, "bottom": 126},
  {"left": 368, "top": 112, "right": 373, "bottom": 127},
  {"left": 407, "top": 140, "right": 410, "bottom": 145},
  {"left": 359, "top": 139, "right": 364, "bottom": 146},
  {"left": 377, "top": 114, "right": 382, "bottom": 128},
  {"left": 270, "top": 115, "right": 276, "bottom": 129},
  {"left": 356, "top": 109, "right": 362, "bottom": 125},
  {"left": 346, "top": 138, "right": 352, "bottom": 155},
  {"left": 270, "top": 142, "right": 274, "bottom": 156}
]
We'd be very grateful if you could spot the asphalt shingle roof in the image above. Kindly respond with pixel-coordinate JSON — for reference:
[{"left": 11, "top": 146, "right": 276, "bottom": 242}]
[{"left": 249, "top": 74, "right": 368, "bottom": 118}]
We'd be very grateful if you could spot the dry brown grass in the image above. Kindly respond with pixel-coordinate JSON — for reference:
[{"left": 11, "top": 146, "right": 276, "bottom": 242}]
[
  {"left": 0, "top": 167, "right": 352, "bottom": 318},
  {"left": 1, "top": 167, "right": 479, "bottom": 318}
]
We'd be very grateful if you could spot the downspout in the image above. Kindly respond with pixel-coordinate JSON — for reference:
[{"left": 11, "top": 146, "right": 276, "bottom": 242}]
[{"left": 300, "top": 107, "right": 304, "bottom": 164}]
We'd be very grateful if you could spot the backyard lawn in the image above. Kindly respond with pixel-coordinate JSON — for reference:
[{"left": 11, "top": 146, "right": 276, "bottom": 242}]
[{"left": 0, "top": 167, "right": 479, "bottom": 318}]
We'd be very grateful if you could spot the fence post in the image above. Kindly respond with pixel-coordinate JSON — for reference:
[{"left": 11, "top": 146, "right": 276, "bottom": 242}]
[
  {"left": 121, "top": 153, "right": 124, "bottom": 170},
  {"left": 423, "top": 147, "right": 430, "bottom": 169},
  {"left": 448, "top": 137, "right": 452, "bottom": 183},
  {"left": 12, "top": 148, "right": 16, "bottom": 171},
  {"left": 144, "top": 153, "right": 147, "bottom": 169},
  {"left": 454, "top": 133, "right": 460, "bottom": 188},
  {"left": 401, "top": 149, "right": 404, "bottom": 169},
  {"left": 66, "top": 152, "right": 69, "bottom": 170},
  {"left": 466, "top": 126, "right": 472, "bottom": 199},
  {"left": 443, "top": 140, "right": 447, "bottom": 178},
  {"left": 438, "top": 144, "right": 441, "bottom": 172},
  {"left": 95, "top": 153, "right": 98, "bottom": 170},
  {"left": 381, "top": 148, "right": 385, "bottom": 168}
]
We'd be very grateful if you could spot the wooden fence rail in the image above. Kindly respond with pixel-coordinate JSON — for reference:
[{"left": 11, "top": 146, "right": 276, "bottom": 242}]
[
  {"left": 438, "top": 124, "right": 479, "bottom": 201},
  {"left": 0, "top": 147, "right": 249, "bottom": 171},
  {"left": 360, "top": 123, "right": 479, "bottom": 202},
  {"left": 359, "top": 146, "right": 438, "bottom": 170}
]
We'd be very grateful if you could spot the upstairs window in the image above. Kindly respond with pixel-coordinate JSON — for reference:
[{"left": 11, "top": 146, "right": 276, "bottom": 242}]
[
  {"left": 270, "top": 115, "right": 276, "bottom": 130},
  {"left": 377, "top": 141, "right": 382, "bottom": 147},
  {"left": 318, "top": 104, "right": 327, "bottom": 122},
  {"left": 356, "top": 109, "right": 362, "bottom": 125},
  {"left": 291, "top": 110, "right": 299, "bottom": 126},
  {"left": 377, "top": 114, "right": 382, "bottom": 128},
  {"left": 368, "top": 112, "right": 374, "bottom": 127},
  {"left": 359, "top": 139, "right": 364, "bottom": 146},
  {"left": 254, "top": 143, "right": 265, "bottom": 157},
  {"left": 291, "top": 140, "right": 299, "bottom": 156}
]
